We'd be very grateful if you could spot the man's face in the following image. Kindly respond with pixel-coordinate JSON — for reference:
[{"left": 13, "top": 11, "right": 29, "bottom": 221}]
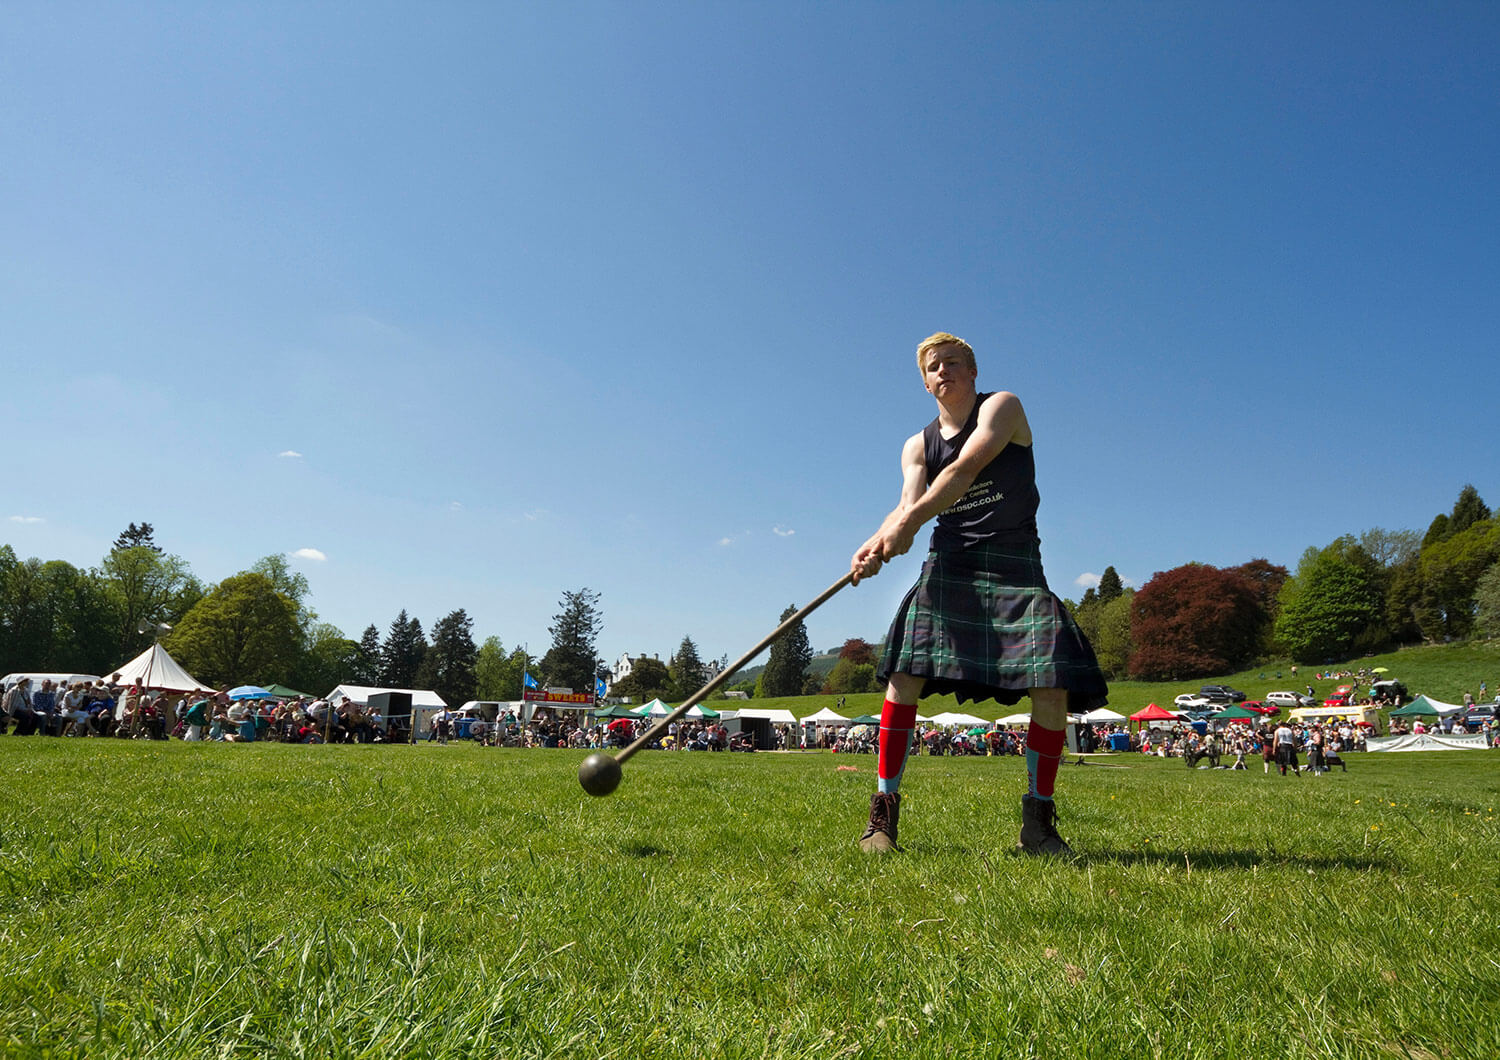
[{"left": 921, "top": 344, "right": 977, "bottom": 398}]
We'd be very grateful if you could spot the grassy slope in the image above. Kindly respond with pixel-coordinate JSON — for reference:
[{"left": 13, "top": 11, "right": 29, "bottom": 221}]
[
  {"left": 2, "top": 740, "right": 1498, "bottom": 1059},
  {"left": 738, "top": 639, "right": 1500, "bottom": 719}
]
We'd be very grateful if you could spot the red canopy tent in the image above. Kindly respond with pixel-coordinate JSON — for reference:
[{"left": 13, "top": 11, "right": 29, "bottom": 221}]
[{"left": 1129, "top": 703, "right": 1176, "bottom": 728}]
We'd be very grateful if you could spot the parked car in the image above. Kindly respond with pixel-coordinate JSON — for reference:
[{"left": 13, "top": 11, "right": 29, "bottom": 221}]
[
  {"left": 1323, "top": 695, "right": 1350, "bottom": 707},
  {"left": 1199, "top": 685, "right": 1247, "bottom": 704},
  {"left": 1460, "top": 704, "right": 1496, "bottom": 732},
  {"left": 1175, "top": 693, "right": 1212, "bottom": 710},
  {"left": 1369, "top": 679, "right": 1408, "bottom": 704},
  {"left": 1266, "top": 690, "right": 1316, "bottom": 709}
]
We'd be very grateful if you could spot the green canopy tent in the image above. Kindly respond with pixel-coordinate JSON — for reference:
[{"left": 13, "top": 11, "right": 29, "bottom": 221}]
[
  {"left": 263, "top": 683, "right": 312, "bottom": 699},
  {"left": 849, "top": 714, "right": 881, "bottom": 725},
  {"left": 1389, "top": 696, "right": 1447, "bottom": 717},
  {"left": 1210, "top": 704, "right": 1261, "bottom": 723},
  {"left": 592, "top": 704, "right": 644, "bottom": 719}
]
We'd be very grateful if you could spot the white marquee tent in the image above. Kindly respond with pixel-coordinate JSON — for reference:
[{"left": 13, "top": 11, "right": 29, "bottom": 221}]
[
  {"left": 929, "top": 711, "right": 988, "bottom": 727},
  {"left": 802, "top": 706, "right": 850, "bottom": 724},
  {"left": 111, "top": 643, "right": 211, "bottom": 692}
]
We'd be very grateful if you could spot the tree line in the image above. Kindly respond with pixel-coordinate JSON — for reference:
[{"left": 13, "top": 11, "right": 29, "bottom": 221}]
[
  {"left": 1071, "top": 484, "right": 1500, "bottom": 680},
  {"left": 0, "top": 524, "right": 620, "bottom": 708},
  {"left": 6, "top": 487, "right": 1495, "bottom": 698}
]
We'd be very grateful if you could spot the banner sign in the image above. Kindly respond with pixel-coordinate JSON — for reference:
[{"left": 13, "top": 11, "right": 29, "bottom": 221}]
[{"left": 523, "top": 690, "right": 595, "bottom": 705}]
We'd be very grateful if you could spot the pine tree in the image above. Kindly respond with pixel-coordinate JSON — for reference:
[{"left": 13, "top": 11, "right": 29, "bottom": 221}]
[
  {"left": 416, "top": 609, "right": 478, "bottom": 707},
  {"left": 379, "top": 610, "right": 428, "bottom": 688},
  {"left": 668, "top": 635, "right": 708, "bottom": 699},
  {"left": 1449, "top": 484, "right": 1492, "bottom": 536},
  {"left": 762, "top": 604, "right": 812, "bottom": 697},
  {"left": 355, "top": 625, "right": 382, "bottom": 684},
  {"left": 1097, "top": 566, "right": 1124, "bottom": 603},
  {"left": 112, "top": 522, "right": 162, "bottom": 554},
  {"left": 539, "top": 588, "right": 602, "bottom": 692}
]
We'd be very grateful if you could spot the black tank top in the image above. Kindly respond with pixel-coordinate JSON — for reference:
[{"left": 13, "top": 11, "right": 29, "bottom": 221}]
[{"left": 924, "top": 392, "right": 1041, "bottom": 551}]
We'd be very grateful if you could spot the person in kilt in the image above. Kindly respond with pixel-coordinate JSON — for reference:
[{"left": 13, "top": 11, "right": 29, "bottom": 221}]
[{"left": 851, "top": 333, "right": 1109, "bottom": 856}]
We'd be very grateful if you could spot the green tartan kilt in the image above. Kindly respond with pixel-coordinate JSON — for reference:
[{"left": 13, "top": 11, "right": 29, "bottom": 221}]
[{"left": 878, "top": 541, "right": 1109, "bottom": 711}]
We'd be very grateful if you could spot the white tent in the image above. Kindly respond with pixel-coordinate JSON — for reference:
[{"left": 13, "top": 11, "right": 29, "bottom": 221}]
[
  {"left": 722, "top": 707, "right": 799, "bottom": 724},
  {"left": 112, "top": 644, "right": 211, "bottom": 692},
  {"left": 1083, "top": 708, "right": 1128, "bottom": 723},
  {"left": 2, "top": 672, "right": 102, "bottom": 692},
  {"left": 327, "top": 684, "right": 447, "bottom": 709},
  {"left": 929, "top": 711, "right": 987, "bottom": 727},
  {"left": 802, "top": 706, "right": 850, "bottom": 724},
  {"left": 997, "top": 712, "right": 1032, "bottom": 726},
  {"left": 639, "top": 698, "right": 673, "bottom": 716}
]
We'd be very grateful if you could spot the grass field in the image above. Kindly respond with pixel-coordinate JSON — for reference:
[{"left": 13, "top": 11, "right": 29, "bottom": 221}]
[{"left": 3, "top": 739, "right": 1498, "bottom": 1059}]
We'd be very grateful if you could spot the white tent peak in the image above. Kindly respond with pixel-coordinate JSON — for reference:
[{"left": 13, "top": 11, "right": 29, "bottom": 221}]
[{"left": 112, "top": 643, "right": 212, "bottom": 692}]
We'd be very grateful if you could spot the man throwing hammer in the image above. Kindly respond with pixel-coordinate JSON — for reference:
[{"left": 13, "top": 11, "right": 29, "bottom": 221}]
[{"left": 851, "top": 332, "right": 1109, "bottom": 856}]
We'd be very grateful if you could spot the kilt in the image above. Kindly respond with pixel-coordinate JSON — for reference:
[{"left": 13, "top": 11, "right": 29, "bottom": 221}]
[{"left": 878, "top": 541, "right": 1109, "bottom": 712}]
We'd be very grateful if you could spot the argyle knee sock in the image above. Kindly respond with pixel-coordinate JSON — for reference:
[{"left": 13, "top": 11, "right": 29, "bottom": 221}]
[
  {"left": 876, "top": 699, "right": 919, "bottom": 795},
  {"left": 1025, "top": 723, "right": 1067, "bottom": 800}
]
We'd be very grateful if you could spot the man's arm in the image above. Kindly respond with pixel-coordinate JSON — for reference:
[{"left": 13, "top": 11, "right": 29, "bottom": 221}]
[
  {"left": 851, "top": 431, "right": 928, "bottom": 584},
  {"left": 851, "top": 392, "right": 1028, "bottom": 581}
]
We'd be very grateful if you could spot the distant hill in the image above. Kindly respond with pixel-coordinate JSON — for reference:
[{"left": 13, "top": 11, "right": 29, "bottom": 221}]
[{"left": 735, "top": 651, "right": 841, "bottom": 686}]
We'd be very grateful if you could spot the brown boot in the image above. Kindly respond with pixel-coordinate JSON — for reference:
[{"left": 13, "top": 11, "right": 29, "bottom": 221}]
[
  {"left": 1017, "top": 795, "right": 1074, "bottom": 858},
  {"left": 858, "top": 792, "right": 901, "bottom": 853}
]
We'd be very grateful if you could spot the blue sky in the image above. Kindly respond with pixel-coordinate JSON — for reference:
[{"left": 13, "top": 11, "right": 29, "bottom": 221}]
[{"left": 4, "top": 3, "right": 1497, "bottom": 672}]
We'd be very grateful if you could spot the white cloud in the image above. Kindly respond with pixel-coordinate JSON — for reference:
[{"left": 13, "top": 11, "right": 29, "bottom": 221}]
[
  {"left": 278, "top": 450, "right": 303, "bottom": 459},
  {"left": 524, "top": 509, "right": 549, "bottom": 521},
  {"left": 8, "top": 515, "right": 44, "bottom": 524},
  {"left": 290, "top": 548, "right": 327, "bottom": 562},
  {"left": 772, "top": 525, "right": 795, "bottom": 537},
  {"left": 1074, "top": 572, "right": 1100, "bottom": 590},
  {"left": 718, "top": 536, "right": 735, "bottom": 547},
  {"left": 449, "top": 501, "right": 464, "bottom": 512}
]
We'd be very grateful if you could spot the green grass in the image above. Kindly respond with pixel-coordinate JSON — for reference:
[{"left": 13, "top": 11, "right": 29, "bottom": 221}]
[{"left": 2, "top": 739, "right": 1498, "bottom": 1058}]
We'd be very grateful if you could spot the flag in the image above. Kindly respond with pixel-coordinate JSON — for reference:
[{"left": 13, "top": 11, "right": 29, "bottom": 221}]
[
  {"left": 523, "top": 672, "right": 538, "bottom": 690},
  {"left": 595, "top": 677, "right": 607, "bottom": 698}
]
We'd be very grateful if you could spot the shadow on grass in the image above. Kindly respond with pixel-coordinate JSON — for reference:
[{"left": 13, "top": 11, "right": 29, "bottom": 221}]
[
  {"left": 621, "top": 842, "right": 670, "bottom": 858},
  {"left": 926, "top": 843, "right": 1401, "bottom": 872},
  {"left": 1074, "top": 847, "right": 1401, "bottom": 872}
]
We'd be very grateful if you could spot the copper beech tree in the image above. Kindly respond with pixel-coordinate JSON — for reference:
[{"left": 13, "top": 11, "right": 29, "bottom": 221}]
[{"left": 1128, "top": 561, "right": 1284, "bottom": 681}]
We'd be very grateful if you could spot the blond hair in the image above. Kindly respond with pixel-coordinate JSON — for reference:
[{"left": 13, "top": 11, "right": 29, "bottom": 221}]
[{"left": 915, "top": 332, "right": 976, "bottom": 373}]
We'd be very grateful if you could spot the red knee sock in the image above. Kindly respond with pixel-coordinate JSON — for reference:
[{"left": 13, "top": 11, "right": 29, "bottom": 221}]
[
  {"left": 1025, "top": 723, "right": 1067, "bottom": 799},
  {"left": 877, "top": 699, "right": 919, "bottom": 793}
]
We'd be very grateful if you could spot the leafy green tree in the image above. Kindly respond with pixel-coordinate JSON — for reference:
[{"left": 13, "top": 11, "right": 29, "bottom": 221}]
[
  {"left": 379, "top": 610, "right": 428, "bottom": 688},
  {"left": 474, "top": 638, "right": 533, "bottom": 701},
  {"left": 100, "top": 546, "right": 197, "bottom": 657},
  {"left": 1475, "top": 562, "right": 1500, "bottom": 637},
  {"left": 822, "top": 657, "right": 878, "bottom": 695},
  {"left": 1097, "top": 567, "right": 1124, "bottom": 604},
  {"left": 612, "top": 656, "right": 672, "bottom": 702},
  {"left": 1274, "top": 540, "right": 1385, "bottom": 663},
  {"left": 295, "top": 623, "right": 362, "bottom": 696},
  {"left": 761, "top": 604, "right": 812, "bottom": 697},
  {"left": 166, "top": 572, "right": 301, "bottom": 687},
  {"left": 668, "top": 636, "right": 708, "bottom": 699},
  {"left": 539, "top": 588, "right": 603, "bottom": 692},
  {"left": 416, "top": 609, "right": 479, "bottom": 707},
  {"left": 1414, "top": 518, "right": 1500, "bottom": 641},
  {"left": 1091, "top": 591, "right": 1134, "bottom": 679}
]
